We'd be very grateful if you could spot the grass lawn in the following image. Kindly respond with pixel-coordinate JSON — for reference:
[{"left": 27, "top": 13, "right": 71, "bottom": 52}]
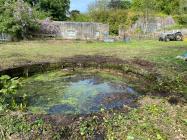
[{"left": 0, "top": 40, "right": 186, "bottom": 68}]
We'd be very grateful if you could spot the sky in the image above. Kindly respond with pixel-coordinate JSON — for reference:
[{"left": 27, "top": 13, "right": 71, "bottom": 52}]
[{"left": 70, "top": 0, "right": 94, "bottom": 13}]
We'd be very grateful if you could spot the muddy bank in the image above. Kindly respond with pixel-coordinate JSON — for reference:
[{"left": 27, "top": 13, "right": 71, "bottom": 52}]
[
  {"left": 0, "top": 55, "right": 185, "bottom": 100},
  {"left": 0, "top": 55, "right": 154, "bottom": 77}
]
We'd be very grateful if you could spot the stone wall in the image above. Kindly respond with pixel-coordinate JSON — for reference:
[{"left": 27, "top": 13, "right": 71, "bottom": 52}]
[
  {"left": 37, "top": 20, "right": 109, "bottom": 40},
  {"left": 181, "top": 29, "right": 187, "bottom": 36},
  {"left": 0, "top": 33, "right": 12, "bottom": 41},
  {"left": 129, "top": 16, "right": 175, "bottom": 33}
]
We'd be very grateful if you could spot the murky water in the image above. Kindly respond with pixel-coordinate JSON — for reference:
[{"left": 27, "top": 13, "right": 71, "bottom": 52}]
[{"left": 18, "top": 71, "right": 140, "bottom": 114}]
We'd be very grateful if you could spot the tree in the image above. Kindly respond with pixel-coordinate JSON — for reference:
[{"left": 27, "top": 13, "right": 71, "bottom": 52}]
[
  {"left": 155, "top": 0, "right": 180, "bottom": 15},
  {"left": 132, "top": 0, "right": 181, "bottom": 15},
  {"left": 0, "top": 0, "right": 39, "bottom": 39},
  {"left": 132, "top": 0, "right": 157, "bottom": 33},
  {"left": 90, "top": 9, "right": 128, "bottom": 34},
  {"left": 88, "top": 0, "right": 110, "bottom": 12},
  {"left": 24, "top": 0, "right": 39, "bottom": 6},
  {"left": 69, "top": 10, "right": 80, "bottom": 21},
  {"left": 39, "top": 0, "right": 70, "bottom": 21},
  {"left": 24, "top": 0, "right": 70, "bottom": 21},
  {"left": 69, "top": 10, "right": 92, "bottom": 22},
  {"left": 87, "top": 0, "right": 135, "bottom": 35},
  {"left": 132, "top": 0, "right": 157, "bottom": 15},
  {"left": 108, "top": 0, "right": 131, "bottom": 9}
]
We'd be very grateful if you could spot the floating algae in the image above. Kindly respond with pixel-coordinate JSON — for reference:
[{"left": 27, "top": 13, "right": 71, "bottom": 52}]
[{"left": 17, "top": 70, "right": 140, "bottom": 114}]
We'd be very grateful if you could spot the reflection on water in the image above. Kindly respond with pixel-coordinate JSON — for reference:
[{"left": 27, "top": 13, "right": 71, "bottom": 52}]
[{"left": 18, "top": 72, "right": 140, "bottom": 114}]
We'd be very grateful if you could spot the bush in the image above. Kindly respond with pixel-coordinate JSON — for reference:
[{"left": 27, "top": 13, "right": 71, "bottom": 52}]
[
  {"left": 0, "top": 75, "right": 26, "bottom": 111},
  {"left": 89, "top": 9, "right": 129, "bottom": 35},
  {"left": 173, "top": 14, "right": 187, "bottom": 25},
  {"left": 0, "top": 0, "right": 39, "bottom": 39}
]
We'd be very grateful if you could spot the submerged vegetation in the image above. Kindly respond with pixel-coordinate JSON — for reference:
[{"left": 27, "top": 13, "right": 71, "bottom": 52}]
[{"left": 16, "top": 69, "right": 141, "bottom": 114}]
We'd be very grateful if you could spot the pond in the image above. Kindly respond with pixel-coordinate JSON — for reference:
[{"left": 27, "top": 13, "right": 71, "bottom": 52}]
[{"left": 17, "top": 70, "right": 140, "bottom": 115}]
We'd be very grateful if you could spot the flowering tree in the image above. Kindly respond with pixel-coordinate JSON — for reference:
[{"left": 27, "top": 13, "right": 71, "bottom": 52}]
[{"left": 0, "top": 0, "right": 39, "bottom": 39}]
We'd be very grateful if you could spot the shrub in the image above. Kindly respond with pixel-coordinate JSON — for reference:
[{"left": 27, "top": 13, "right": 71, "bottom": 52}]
[
  {"left": 0, "top": 75, "right": 26, "bottom": 111},
  {"left": 0, "top": 0, "right": 39, "bottom": 39},
  {"left": 173, "top": 14, "right": 187, "bottom": 25}
]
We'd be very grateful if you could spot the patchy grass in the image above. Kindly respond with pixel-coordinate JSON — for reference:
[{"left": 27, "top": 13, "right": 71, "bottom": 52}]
[
  {"left": 0, "top": 40, "right": 186, "bottom": 70},
  {"left": 0, "top": 97, "right": 186, "bottom": 140},
  {"left": 1, "top": 39, "right": 186, "bottom": 92},
  {"left": 0, "top": 39, "right": 187, "bottom": 139},
  {"left": 0, "top": 40, "right": 187, "bottom": 85}
]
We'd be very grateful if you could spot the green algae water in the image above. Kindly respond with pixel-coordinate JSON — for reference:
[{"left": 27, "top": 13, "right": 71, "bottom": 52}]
[{"left": 17, "top": 70, "right": 140, "bottom": 114}]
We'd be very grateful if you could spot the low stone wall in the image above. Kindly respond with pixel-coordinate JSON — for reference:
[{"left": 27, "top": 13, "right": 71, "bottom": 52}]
[
  {"left": 129, "top": 16, "right": 175, "bottom": 33},
  {"left": 36, "top": 20, "right": 109, "bottom": 40},
  {"left": 0, "top": 33, "right": 12, "bottom": 41},
  {"left": 180, "top": 29, "right": 187, "bottom": 37}
]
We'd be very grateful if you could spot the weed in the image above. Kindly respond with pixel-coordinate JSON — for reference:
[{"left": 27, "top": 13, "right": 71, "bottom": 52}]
[{"left": 0, "top": 75, "right": 27, "bottom": 111}]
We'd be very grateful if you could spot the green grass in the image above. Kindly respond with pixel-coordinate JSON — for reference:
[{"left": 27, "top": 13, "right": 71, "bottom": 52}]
[
  {"left": 0, "top": 40, "right": 186, "bottom": 70},
  {"left": 1, "top": 39, "right": 187, "bottom": 84},
  {"left": 158, "top": 24, "right": 187, "bottom": 30}
]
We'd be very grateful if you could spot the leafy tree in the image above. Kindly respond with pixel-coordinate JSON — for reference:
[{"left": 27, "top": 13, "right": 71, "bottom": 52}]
[
  {"left": 88, "top": 0, "right": 110, "bottom": 12},
  {"left": 154, "top": 0, "right": 180, "bottom": 15},
  {"left": 0, "top": 0, "right": 39, "bottom": 39},
  {"left": 132, "top": 0, "right": 157, "bottom": 15},
  {"left": 132, "top": 0, "right": 181, "bottom": 15},
  {"left": 24, "top": 0, "right": 70, "bottom": 21},
  {"left": 24, "top": 0, "right": 39, "bottom": 6},
  {"left": 90, "top": 9, "right": 129, "bottom": 35},
  {"left": 39, "top": 0, "right": 70, "bottom": 21},
  {"left": 69, "top": 10, "right": 80, "bottom": 20},
  {"left": 87, "top": 0, "right": 136, "bottom": 35},
  {"left": 69, "top": 10, "right": 92, "bottom": 22},
  {"left": 132, "top": 0, "right": 157, "bottom": 33},
  {"left": 108, "top": 0, "right": 131, "bottom": 9}
]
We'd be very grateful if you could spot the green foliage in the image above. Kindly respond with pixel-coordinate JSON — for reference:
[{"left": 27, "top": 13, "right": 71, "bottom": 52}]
[
  {"left": 145, "top": 104, "right": 165, "bottom": 116},
  {"left": 0, "top": 0, "right": 39, "bottom": 39},
  {"left": 69, "top": 10, "right": 80, "bottom": 20},
  {"left": 90, "top": 9, "right": 129, "bottom": 35},
  {"left": 0, "top": 115, "right": 47, "bottom": 140},
  {"left": 174, "top": 14, "right": 187, "bottom": 25},
  {"left": 151, "top": 75, "right": 184, "bottom": 95},
  {"left": 0, "top": 97, "right": 186, "bottom": 139},
  {"left": 69, "top": 10, "right": 92, "bottom": 22},
  {"left": 98, "top": 105, "right": 168, "bottom": 140},
  {"left": 85, "top": 0, "right": 138, "bottom": 35},
  {"left": 79, "top": 117, "right": 99, "bottom": 137},
  {"left": 0, "top": 75, "right": 26, "bottom": 111},
  {"left": 25, "top": 0, "right": 70, "bottom": 21},
  {"left": 0, "top": 75, "right": 20, "bottom": 95},
  {"left": 132, "top": 0, "right": 181, "bottom": 15},
  {"left": 132, "top": 0, "right": 157, "bottom": 14},
  {"left": 154, "top": 0, "right": 181, "bottom": 15},
  {"left": 108, "top": 0, "right": 132, "bottom": 9}
]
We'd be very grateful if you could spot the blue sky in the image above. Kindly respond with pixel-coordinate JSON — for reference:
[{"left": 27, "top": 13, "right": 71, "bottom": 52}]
[{"left": 70, "top": 0, "right": 94, "bottom": 13}]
